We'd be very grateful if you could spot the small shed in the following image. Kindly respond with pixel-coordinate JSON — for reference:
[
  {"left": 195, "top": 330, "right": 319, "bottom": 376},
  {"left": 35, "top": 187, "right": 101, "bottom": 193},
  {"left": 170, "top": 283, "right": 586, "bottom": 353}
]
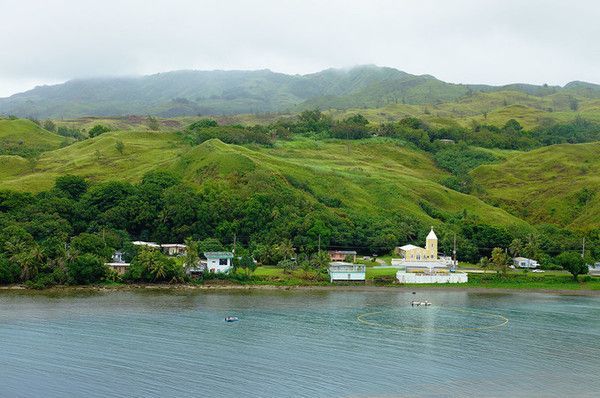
[
  {"left": 204, "top": 252, "right": 234, "bottom": 273},
  {"left": 106, "top": 250, "right": 129, "bottom": 275},
  {"left": 328, "top": 250, "right": 357, "bottom": 262},
  {"left": 161, "top": 243, "right": 187, "bottom": 256},
  {"left": 105, "top": 262, "right": 130, "bottom": 275},
  {"left": 328, "top": 262, "right": 366, "bottom": 282}
]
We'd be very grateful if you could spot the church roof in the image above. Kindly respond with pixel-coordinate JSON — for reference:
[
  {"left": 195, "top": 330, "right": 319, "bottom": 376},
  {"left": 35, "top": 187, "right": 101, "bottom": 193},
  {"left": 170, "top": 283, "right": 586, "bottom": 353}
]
[
  {"left": 426, "top": 227, "right": 437, "bottom": 240},
  {"left": 398, "top": 244, "right": 421, "bottom": 251}
]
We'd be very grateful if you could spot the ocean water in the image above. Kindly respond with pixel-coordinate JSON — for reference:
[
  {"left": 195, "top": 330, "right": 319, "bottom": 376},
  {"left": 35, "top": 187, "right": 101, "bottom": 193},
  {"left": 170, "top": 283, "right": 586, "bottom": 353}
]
[{"left": 0, "top": 289, "right": 599, "bottom": 397}]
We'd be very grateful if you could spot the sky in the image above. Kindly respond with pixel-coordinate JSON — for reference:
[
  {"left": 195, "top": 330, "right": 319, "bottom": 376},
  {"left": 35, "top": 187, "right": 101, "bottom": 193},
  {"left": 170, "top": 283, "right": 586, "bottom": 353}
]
[{"left": 0, "top": 0, "right": 599, "bottom": 97}]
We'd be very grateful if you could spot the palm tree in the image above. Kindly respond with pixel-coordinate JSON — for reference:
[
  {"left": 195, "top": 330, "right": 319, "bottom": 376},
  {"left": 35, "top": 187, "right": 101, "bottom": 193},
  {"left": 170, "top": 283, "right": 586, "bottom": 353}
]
[
  {"left": 183, "top": 237, "right": 199, "bottom": 274},
  {"left": 15, "top": 251, "right": 38, "bottom": 281},
  {"left": 4, "top": 238, "right": 39, "bottom": 281},
  {"left": 310, "top": 251, "right": 330, "bottom": 272},
  {"left": 509, "top": 239, "right": 522, "bottom": 258},
  {"left": 150, "top": 259, "right": 167, "bottom": 281},
  {"left": 277, "top": 240, "right": 295, "bottom": 260},
  {"left": 30, "top": 244, "right": 45, "bottom": 266}
]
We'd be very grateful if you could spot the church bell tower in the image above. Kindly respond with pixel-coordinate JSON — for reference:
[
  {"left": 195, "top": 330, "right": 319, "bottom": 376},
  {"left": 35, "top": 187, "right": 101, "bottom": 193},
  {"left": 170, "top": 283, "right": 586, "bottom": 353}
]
[{"left": 426, "top": 227, "right": 438, "bottom": 259}]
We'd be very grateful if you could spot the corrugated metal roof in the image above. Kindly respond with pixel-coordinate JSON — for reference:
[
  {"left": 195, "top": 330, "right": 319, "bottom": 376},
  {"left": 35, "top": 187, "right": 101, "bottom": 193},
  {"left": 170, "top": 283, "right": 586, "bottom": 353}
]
[{"left": 204, "top": 251, "right": 234, "bottom": 259}]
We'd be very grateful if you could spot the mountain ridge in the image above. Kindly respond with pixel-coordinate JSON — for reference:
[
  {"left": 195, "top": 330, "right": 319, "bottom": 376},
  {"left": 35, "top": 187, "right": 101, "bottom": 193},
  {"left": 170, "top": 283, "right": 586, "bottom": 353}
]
[{"left": 1, "top": 65, "right": 599, "bottom": 118}]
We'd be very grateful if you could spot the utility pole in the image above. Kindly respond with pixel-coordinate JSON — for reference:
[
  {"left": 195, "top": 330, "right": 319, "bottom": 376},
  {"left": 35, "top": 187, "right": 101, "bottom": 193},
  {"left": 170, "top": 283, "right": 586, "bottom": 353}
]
[
  {"left": 582, "top": 237, "right": 585, "bottom": 258},
  {"left": 318, "top": 234, "right": 321, "bottom": 255},
  {"left": 233, "top": 233, "right": 237, "bottom": 255},
  {"left": 453, "top": 233, "right": 457, "bottom": 268}
]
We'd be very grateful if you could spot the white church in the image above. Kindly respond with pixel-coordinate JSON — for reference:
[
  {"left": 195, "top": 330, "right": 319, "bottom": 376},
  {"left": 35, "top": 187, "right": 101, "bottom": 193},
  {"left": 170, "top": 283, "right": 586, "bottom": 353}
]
[{"left": 392, "top": 227, "right": 468, "bottom": 283}]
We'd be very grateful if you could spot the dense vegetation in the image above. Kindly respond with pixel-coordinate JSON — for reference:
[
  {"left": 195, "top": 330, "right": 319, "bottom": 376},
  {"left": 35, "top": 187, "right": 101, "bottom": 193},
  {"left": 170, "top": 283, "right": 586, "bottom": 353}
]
[
  {"left": 0, "top": 100, "right": 599, "bottom": 287},
  {"left": 0, "top": 165, "right": 596, "bottom": 287}
]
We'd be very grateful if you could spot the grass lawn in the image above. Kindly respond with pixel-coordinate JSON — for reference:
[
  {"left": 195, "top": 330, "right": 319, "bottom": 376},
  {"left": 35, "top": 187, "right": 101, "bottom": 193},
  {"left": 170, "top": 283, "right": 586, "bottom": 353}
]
[
  {"left": 250, "top": 266, "right": 600, "bottom": 290},
  {"left": 461, "top": 273, "right": 600, "bottom": 290},
  {"left": 366, "top": 267, "right": 397, "bottom": 278},
  {"left": 253, "top": 266, "right": 285, "bottom": 277}
]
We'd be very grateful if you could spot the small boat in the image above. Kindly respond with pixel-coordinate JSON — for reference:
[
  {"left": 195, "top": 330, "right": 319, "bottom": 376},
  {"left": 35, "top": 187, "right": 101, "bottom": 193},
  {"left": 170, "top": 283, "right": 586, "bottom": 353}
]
[
  {"left": 224, "top": 316, "right": 239, "bottom": 322},
  {"left": 410, "top": 300, "right": 432, "bottom": 307}
]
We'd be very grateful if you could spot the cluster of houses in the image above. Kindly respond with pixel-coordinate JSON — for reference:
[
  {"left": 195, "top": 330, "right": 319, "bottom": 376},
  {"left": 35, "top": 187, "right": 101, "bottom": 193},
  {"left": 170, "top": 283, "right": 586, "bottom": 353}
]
[
  {"left": 107, "top": 228, "right": 594, "bottom": 283},
  {"left": 326, "top": 228, "right": 468, "bottom": 283},
  {"left": 106, "top": 241, "right": 234, "bottom": 275},
  {"left": 325, "top": 227, "right": 589, "bottom": 284}
]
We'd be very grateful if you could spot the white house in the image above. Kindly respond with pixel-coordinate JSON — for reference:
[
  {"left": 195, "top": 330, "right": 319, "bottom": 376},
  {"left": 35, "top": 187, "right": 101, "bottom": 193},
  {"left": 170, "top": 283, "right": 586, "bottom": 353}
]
[
  {"left": 328, "top": 262, "right": 366, "bottom": 282},
  {"left": 204, "top": 252, "right": 234, "bottom": 273},
  {"left": 513, "top": 257, "right": 539, "bottom": 269},
  {"left": 588, "top": 262, "right": 600, "bottom": 276}
]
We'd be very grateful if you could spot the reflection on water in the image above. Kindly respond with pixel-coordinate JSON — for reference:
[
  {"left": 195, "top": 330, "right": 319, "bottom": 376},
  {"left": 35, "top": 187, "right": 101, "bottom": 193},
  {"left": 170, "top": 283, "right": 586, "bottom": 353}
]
[{"left": 1, "top": 289, "right": 599, "bottom": 397}]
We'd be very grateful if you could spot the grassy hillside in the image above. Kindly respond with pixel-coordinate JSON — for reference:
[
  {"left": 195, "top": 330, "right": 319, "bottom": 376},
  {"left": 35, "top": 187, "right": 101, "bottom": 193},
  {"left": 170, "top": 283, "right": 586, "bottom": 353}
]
[
  {"left": 0, "top": 119, "right": 71, "bottom": 156},
  {"left": 0, "top": 130, "right": 528, "bottom": 230},
  {"left": 0, "top": 131, "right": 186, "bottom": 190},
  {"left": 328, "top": 91, "right": 600, "bottom": 129},
  {"left": 48, "top": 90, "right": 600, "bottom": 138},
  {"left": 471, "top": 142, "right": 600, "bottom": 229}
]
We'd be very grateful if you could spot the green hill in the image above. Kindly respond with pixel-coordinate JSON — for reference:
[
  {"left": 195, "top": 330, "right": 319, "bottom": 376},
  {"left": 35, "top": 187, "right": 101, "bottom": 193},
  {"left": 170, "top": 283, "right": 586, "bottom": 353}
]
[
  {"left": 0, "top": 131, "right": 186, "bottom": 190},
  {"left": 471, "top": 142, "right": 600, "bottom": 229},
  {"left": 0, "top": 130, "right": 528, "bottom": 230},
  {"left": 0, "top": 118, "right": 72, "bottom": 157}
]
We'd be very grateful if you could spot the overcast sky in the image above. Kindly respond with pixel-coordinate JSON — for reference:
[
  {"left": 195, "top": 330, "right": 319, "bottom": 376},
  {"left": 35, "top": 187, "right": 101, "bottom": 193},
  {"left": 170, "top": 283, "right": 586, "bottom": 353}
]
[{"left": 0, "top": 0, "right": 598, "bottom": 97}]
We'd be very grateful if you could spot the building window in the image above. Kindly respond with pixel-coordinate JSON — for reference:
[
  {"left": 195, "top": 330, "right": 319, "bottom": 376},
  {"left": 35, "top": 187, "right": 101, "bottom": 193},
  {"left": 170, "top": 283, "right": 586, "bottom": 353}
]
[{"left": 219, "top": 258, "right": 228, "bottom": 266}]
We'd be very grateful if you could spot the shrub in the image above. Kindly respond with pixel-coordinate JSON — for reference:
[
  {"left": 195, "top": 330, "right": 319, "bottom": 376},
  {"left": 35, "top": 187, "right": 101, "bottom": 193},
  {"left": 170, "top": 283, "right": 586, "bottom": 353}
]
[
  {"left": 68, "top": 254, "right": 107, "bottom": 284},
  {"left": 54, "top": 175, "right": 89, "bottom": 199},
  {"left": 126, "top": 248, "right": 184, "bottom": 282},
  {"left": 89, "top": 125, "right": 111, "bottom": 138}
]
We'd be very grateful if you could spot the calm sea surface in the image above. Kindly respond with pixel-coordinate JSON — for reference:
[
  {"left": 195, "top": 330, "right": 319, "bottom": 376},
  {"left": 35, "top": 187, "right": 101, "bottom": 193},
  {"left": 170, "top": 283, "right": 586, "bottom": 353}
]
[{"left": 1, "top": 289, "right": 599, "bottom": 397}]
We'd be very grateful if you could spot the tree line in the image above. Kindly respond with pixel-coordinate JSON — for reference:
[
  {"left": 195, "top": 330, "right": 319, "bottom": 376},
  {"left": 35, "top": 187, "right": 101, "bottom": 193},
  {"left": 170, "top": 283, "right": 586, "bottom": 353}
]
[{"left": 0, "top": 171, "right": 597, "bottom": 287}]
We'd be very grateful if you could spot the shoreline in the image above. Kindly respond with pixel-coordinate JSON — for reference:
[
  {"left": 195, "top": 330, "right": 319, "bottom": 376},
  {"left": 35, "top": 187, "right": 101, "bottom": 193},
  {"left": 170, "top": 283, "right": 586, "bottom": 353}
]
[{"left": 1, "top": 283, "right": 599, "bottom": 296}]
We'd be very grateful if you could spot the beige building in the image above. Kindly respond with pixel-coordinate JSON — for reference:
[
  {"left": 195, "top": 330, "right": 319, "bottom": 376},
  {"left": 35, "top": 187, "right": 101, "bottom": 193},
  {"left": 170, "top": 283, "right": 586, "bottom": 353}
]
[
  {"left": 393, "top": 227, "right": 467, "bottom": 283},
  {"left": 395, "top": 228, "right": 438, "bottom": 261}
]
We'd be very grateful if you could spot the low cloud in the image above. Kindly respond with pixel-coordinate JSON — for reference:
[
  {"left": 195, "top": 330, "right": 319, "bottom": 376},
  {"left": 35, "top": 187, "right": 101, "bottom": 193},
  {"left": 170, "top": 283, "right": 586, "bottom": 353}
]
[{"left": 0, "top": 0, "right": 598, "bottom": 96}]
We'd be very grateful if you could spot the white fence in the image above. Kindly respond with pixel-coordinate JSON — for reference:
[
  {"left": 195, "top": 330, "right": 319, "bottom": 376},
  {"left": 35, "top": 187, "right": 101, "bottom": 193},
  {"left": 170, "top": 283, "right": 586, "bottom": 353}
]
[{"left": 396, "top": 271, "right": 468, "bottom": 284}]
